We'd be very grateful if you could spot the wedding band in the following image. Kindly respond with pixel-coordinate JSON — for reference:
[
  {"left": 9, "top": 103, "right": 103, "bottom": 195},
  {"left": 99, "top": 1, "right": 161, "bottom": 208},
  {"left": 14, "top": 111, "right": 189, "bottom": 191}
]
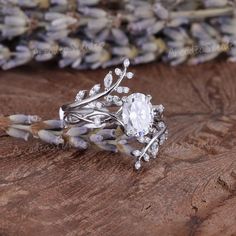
[{"left": 59, "top": 59, "right": 168, "bottom": 170}]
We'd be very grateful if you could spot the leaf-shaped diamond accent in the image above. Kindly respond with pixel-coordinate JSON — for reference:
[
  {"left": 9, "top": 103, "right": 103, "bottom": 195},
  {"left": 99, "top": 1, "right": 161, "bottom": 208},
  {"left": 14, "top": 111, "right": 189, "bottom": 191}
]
[
  {"left": 143, "top": 154, "right": 150, "bottom": 162},
  {"left": 126, "top": 72, "right": 134, "bottom": 79},
  {"left": 149, "top": 142, "right": 159, "bottom": 157},
  {"left": 104, "top": 72, "right": 113, "bottom": 88},
  {"left": 115, "top": 68, "right": 122, "bottom": 76},
  {"left": 123, "top": 58, "right": 130, "bottom": 67},
  {"left": 89, "top": 84, "right": 101, "bottom": 96},
  {"left": 75, "top": 90, "right": 86, "bottom": 101},
  {"left": 132, "top": 150, "right": 141, "bottom": 157},
  {"left": 135, "top": 161, "right": 141, "bottom": 170}
]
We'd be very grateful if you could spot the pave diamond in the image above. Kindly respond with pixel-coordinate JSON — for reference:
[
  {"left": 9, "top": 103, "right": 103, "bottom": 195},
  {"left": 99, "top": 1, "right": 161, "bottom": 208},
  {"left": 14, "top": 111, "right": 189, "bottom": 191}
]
[{"left": 122, "top": 93, "right": 153, "bottom": 137}]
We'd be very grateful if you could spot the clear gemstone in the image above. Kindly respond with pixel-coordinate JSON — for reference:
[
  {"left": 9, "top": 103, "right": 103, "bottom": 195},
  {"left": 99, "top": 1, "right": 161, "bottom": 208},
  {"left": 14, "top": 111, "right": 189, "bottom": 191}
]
[
  {"left": 159, "top": 135, "right": 166, "bottom": 145},
  {"left": 124, "top": 58, "right": 130, "bottom": 67},
  {"left": 144, "top": 154, "right": 150, "bottom": 162},
  {"left": 123, "top": 87, "right": 130, "bottom": 93},
  {"left": 132, "top": 150, "right": 141, "bottom": 157},
  {"left": 158, "top": 121, "right": 165, "bottom": 128},
  {"left": 150, "top": 143, "right": 159, "bottom": 157},
  {"left": 122, "top": 93, "right": 153, "bottom": 137},
  {"left": 104, "top": 72, "right": 113, "bottom": 88},
  {"left": 75, "top": 90, "right": 86, "bottom": 102},
  {"left": 115, "top": 68, "right": 122, "bottom": 76},
  {"left": 106, "top": 95, "right": 113, "bottom": 102},
  {"left": 89, "top": 84, "right": 101, "bottom": 96},
  {"left": 138, "top": 136, "right": 145, "bottom": 143},
  {"left": 135, "top": 161, "right": 141, "bottom": 170},
  {"left": 116, "top": 86, "right": 123, "bottom": 93},
  {"left": 156, "top": 104, "right": 164, "bottom": 113},
  {"left": 126, "top": 72, "right": 134, "bottom": 79}
]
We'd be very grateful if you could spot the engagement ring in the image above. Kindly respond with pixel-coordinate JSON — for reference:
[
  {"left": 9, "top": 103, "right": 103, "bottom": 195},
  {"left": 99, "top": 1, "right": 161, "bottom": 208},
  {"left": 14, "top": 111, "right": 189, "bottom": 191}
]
[{"left": 59, "top": 59, "right": 168, "bottom": 170}]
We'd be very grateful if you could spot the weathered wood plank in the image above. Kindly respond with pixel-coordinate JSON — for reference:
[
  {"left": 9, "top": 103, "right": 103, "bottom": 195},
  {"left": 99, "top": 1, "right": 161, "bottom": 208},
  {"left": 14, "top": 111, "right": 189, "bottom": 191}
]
[{"left": 0, "top": 62, "right": 236, "bottom": 236}]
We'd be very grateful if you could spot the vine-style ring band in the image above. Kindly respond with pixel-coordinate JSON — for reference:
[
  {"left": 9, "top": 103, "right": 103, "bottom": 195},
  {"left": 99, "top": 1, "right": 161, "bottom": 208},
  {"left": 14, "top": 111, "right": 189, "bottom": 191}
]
[{"left": 59, "top": 59, "right": 168, "bottom": 170}]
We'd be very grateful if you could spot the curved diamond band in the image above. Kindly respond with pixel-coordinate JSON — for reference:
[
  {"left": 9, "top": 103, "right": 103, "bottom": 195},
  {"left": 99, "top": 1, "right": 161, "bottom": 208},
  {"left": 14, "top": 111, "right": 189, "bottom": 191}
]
[{"left": 59, "top": 59, "right": 168, "bottom": 170}]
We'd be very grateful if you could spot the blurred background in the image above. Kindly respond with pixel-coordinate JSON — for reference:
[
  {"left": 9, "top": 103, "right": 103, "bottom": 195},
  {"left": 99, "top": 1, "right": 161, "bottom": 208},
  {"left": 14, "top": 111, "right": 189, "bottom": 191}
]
[{"left": 0, "top": 0, "right": 235, "bottom": 69}]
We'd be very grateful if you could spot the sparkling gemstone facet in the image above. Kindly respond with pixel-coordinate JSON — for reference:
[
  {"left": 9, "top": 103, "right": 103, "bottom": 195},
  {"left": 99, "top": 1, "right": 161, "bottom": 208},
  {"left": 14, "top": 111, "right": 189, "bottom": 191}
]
[{"left": 122, "top": 93, "right": 153, "bottom": 137}]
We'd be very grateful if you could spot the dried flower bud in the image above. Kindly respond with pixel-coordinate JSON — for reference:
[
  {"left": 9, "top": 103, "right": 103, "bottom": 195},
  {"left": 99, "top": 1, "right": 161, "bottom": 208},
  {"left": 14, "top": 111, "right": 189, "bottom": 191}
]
[{"left": 38, "top": 130, "right": 64, "bottom": 145}]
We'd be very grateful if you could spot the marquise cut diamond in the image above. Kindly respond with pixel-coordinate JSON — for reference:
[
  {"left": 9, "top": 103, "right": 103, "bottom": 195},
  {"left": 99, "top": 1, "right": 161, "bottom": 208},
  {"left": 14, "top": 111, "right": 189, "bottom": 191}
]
[{"left": 122, "top": 93, "right": 154, "bottom": 137}]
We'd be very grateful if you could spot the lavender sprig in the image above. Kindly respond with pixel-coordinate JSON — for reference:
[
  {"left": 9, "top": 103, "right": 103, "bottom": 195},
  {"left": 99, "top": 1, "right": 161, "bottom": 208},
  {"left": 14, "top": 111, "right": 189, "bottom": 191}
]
[
  {"left": 0, "top": 114, "right": 136, "bottom": 157},
  {"left": 0, "top": 0, "right": 235, "bottom": 70}
]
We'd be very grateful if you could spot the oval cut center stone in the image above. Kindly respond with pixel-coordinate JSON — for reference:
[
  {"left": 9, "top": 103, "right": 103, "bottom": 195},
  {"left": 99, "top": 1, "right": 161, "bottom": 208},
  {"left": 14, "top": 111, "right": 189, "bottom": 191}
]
[{"left": 122, "top": 93, "right": 153, "bottom": 137}]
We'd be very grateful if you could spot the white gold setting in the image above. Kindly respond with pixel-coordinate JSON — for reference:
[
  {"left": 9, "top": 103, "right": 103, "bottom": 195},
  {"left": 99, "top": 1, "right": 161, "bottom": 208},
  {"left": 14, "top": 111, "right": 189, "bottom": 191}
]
[{"left": 60, "top": 59, "right": 168, "bottom": 170}]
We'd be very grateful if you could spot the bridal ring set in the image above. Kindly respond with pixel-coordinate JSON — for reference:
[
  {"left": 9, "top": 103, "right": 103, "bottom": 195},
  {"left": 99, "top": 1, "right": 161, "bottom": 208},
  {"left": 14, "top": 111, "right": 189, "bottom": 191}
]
[{"left": 59, "top": 59, "right": 168, "bottom": 170}]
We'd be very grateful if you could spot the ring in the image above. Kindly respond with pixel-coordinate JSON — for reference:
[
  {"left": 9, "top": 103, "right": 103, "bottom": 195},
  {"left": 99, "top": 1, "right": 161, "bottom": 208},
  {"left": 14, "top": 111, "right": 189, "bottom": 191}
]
[{"left": 59, "top": 59, "right": 168, "bottom": 170}]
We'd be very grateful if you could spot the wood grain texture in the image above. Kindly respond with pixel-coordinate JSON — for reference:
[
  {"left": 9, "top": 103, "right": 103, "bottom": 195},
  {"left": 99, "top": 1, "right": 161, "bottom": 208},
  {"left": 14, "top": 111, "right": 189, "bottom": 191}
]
[{"left": 0, "top": 61, "right": 236, "bottom": 236}]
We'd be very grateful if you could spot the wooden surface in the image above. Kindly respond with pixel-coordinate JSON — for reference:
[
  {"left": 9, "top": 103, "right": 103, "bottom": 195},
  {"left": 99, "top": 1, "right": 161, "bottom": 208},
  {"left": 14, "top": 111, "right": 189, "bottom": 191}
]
[{"left": 0, "top": 61, "right": 236, "bottom": 236}]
